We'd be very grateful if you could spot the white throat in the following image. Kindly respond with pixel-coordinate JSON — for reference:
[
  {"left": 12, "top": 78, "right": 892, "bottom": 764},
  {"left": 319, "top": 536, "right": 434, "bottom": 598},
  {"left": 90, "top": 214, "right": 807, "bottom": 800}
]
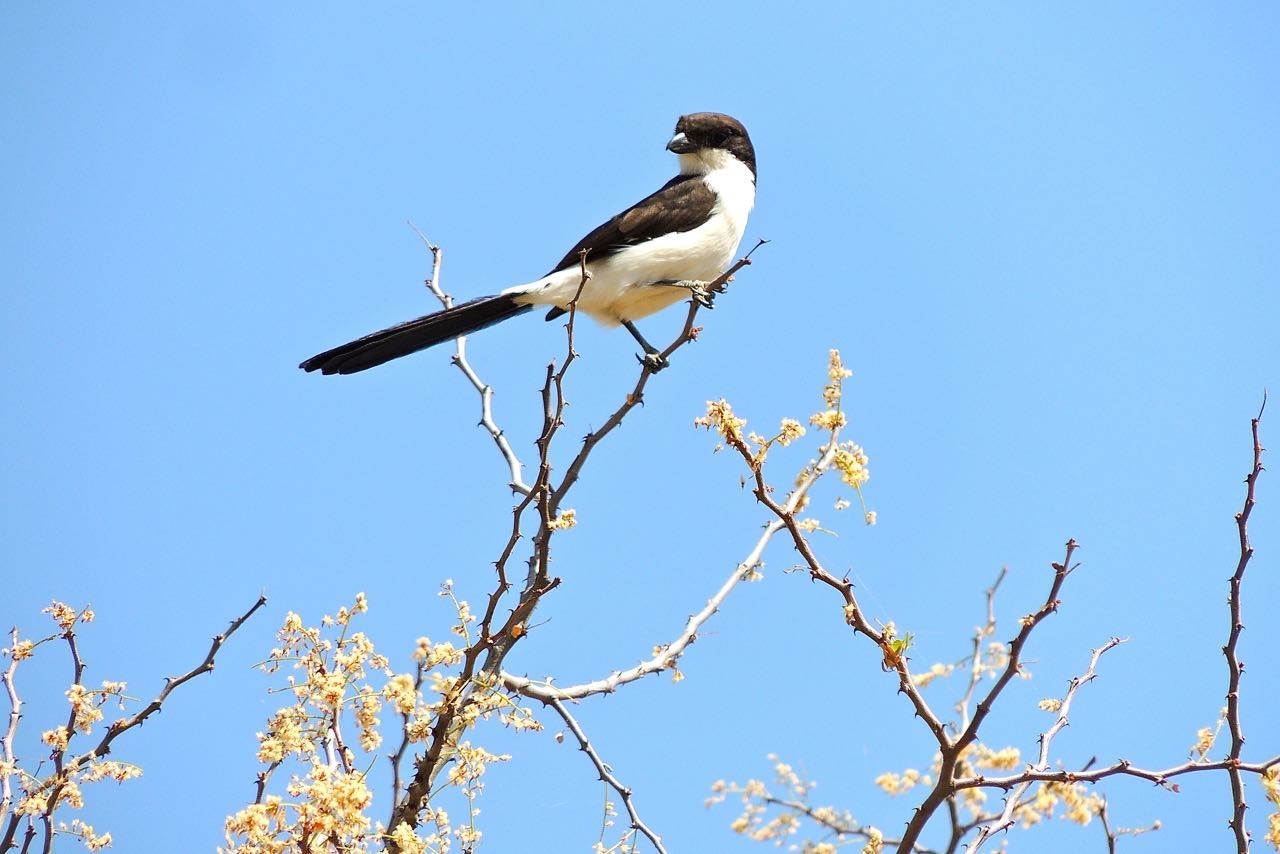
[{"left": 678, "top": 148, "right": 751, "bottom": 178}]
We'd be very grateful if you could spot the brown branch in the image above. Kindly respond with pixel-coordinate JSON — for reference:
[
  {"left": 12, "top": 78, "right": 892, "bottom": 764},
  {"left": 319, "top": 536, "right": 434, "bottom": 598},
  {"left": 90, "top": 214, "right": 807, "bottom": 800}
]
[
  {"left": 386, "top": 257, "right": 592, "bottom": 848},
  {"left": 387, "top": 242, "right": 764, "bottom": 848},
  {"left": 955, "top": 753, "right": 1280, "bottom": 791},
  {"left": 723, "top": 424, "right": 950, "bottom": 747},
  {"left": 60, "top": 595, "right": 267, "bottom": 779},
  {"left": 1098, "top": 801, "right": 1160, "bottom": 853},
  {"left": 388, "top": 659, "right": 428, "bottom": 811},
  {"left": 1224, "top": 397, "right": 1264, "bottom": 852},
  {"left": 0, "top": 596, "right": 266, "bottom": 854},
  {"left": 1099, "top": 799, "right": 1119, "bottom": 854},
  {"left": 73, "top": 595, "right": 266, "bottom": 770}
]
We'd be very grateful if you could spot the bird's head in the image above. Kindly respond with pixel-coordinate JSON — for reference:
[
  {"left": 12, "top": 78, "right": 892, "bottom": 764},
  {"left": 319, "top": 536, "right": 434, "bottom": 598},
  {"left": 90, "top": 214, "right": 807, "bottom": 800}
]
[{"left": 667, "top": 112, "right": 756, "bottom": 179}]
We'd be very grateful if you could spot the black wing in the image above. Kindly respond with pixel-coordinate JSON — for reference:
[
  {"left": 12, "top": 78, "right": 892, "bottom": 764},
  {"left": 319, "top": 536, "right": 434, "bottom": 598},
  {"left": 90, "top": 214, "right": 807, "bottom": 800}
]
[{"left": 545, "top": 174, "right": 717, "bottom": 275}]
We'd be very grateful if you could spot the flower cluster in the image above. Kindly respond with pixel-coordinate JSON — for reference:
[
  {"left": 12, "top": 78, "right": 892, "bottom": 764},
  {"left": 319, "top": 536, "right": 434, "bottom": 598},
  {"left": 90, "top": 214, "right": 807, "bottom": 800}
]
[
  {"left": 2, "top": 604, "right": 142, "bottom": 852},
  {"left": 225, "top": 591, "right": 537, "bottom": 854},
  {"left": 1189, "top": 708, "right": 1227, "bottom": 761},
  {"left": 708, "top": 754, "right": 878, "bottom": 851},
  {"left": 697, "top": 351, "right": 875, "bottom": 531},
  {"left": 1014, "top": 781, "right": 1104, "bottom": 827},
  {"left": 1262, "top": 767, "right": 1279, "bottom": 848}
]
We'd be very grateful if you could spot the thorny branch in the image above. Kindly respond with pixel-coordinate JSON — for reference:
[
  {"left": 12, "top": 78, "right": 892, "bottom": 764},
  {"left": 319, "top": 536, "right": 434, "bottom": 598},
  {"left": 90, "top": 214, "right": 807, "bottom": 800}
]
[
  {"left": 386, "top": 242, "right": 764, "bottom": 850},
  {"left": 0, "top": 595, "right": 266, "bottom": 854},
  {"left": 548, "top": 698, "right": 667, "bottom": 854},
  {"left": 1223, "top": 393, "right": 1265, "bottom": 852},
  {"left": 715, "top": 396, "right": 1272, "bottom": 851},
  {"left": 964, "top": 636, "right": 1127, "bottom": 852},
  {"left": 411, "top": 223, "right": 532, "bottom": 496}
]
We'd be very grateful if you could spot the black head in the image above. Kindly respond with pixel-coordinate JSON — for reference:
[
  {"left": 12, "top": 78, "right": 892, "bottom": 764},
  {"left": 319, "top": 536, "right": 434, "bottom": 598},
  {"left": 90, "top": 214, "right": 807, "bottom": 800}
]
[{"left": 666, "top": 112, "right": 756, "bottom": 178}]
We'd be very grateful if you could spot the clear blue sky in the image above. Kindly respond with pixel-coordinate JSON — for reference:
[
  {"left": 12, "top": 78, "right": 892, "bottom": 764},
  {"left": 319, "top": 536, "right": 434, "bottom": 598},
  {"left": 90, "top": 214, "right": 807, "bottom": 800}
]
[{"left": 3, "top": 4, "right": 1277, "bottom": 852}]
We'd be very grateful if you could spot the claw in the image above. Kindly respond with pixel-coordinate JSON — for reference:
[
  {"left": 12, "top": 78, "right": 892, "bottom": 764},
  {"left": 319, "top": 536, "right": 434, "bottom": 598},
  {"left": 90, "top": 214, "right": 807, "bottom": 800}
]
[{"left": 638, "top": 351, "right": 669, "bottom": 372}]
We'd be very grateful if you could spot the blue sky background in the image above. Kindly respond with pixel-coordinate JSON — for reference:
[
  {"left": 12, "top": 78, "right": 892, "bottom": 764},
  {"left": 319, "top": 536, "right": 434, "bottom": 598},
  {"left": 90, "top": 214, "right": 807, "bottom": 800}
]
[{"left": 3, "top": 4, "right": 1278, "bottom": 852}]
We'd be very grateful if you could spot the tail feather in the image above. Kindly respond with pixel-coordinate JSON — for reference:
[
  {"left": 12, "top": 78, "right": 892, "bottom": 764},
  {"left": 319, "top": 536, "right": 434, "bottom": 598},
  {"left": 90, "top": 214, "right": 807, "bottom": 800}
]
[{"left": 300, "top": 294, "right": 532, "bottom": 375}]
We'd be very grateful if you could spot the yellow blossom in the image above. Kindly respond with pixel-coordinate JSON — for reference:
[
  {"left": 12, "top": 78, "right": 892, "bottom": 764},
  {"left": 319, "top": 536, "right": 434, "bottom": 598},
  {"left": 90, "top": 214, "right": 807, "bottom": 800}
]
[
  {"left": 42, "top": 726, "right": 70, "bottom": 750},
  {"left": 66, "top": 684, "right": 104, "bottom": 733},
  {"left": 1191, "top": 726, "right": 1217, "bottom": 760},
  {"left": 8, "top": 639, "right": 34, "bottom": 661},
  {"left": 695, "top": 399, "right": 748, "bottom": 445},
  {"left": 778, "top": 418, "right": 805, "bottom": 446},
  {"left": 808, "top": 409, "right": 847, "bottom": 431},
  {"left": 383, "top": 673, "right": 417, "bottom": 715},
  {"left": 911, "top": 662, "right": 954, "bottom": 688},
  {"left": 548, "top": 508, "right": 578, "bottom": 530},
  {"left": 44, "top": 600, "right": 79, "bottom": 630}
]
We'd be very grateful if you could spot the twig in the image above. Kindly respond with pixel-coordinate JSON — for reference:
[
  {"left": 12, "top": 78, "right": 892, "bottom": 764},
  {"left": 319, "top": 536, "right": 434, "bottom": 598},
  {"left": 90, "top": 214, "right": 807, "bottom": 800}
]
[
  {"left": 1099, "top": 800, "right": 1119, "bottom": 854},
  {"left": 387, "top": 241, "right": 764, "bottom": 848},
  {"left": 956, "top": 569, "right": 1007, "bottom": 733},
  {"left": 388, "top": 659, "right": 427, "bottom": 809},
  {"left": 723, "top": 417, "right": 950, "bottom": 748},
  {"left": 0, "top": 596, "right": 265, "bottom": 854},
  {"left": 386, "top": 256, "right": 592, "bottom": 847},
  {"left": 895, "top": 541, "right": 1078, "bottom": 853},
  {"left": 758, "top": 794, "right": 938, "bottom": 854},
  {"left": 954, "top": 753, "right": 1280, "bottom": 791},
  {"left": 63, "top": 595, "right": 267, "bottom": 775},
  {"left": 1223, "top": 397, "right": 1264, "bottom": 852},
  {"left": 964, "top": 636, "right": 1126, "bottom": 851},
  {"left": 410, "top": 222, "right": 532, "bottom": 495},
  {"left": 549, "top": 698, "right": 667, "bottom": 854}
]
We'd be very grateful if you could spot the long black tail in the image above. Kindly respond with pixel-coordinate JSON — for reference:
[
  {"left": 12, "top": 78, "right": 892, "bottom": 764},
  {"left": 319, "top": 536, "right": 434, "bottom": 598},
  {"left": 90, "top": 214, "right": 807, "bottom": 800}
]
[{"left": 300, "top": 294, "right": 532, "bottom": 375}]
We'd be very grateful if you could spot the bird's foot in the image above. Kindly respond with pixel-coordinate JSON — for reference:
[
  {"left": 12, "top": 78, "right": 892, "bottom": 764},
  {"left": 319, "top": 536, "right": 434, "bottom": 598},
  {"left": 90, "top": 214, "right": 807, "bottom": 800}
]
[
  {"left": 637, "top": 350, "right": 670, "bottom": 372},
  {"left": 658, "top": 278, "right": 725, "bottom": 309}
]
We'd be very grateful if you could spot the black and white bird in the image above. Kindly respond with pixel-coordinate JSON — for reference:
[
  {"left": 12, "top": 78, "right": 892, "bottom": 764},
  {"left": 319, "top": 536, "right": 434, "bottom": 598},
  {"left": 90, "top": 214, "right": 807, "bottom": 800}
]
[{"left": 300, "top": 112, "right": 756, "bottom": 375}]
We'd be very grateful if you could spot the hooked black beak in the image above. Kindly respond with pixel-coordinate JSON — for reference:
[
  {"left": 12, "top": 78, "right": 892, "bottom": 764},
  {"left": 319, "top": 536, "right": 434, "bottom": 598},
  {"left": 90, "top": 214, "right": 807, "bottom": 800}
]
[{"left": 666, "top": 132, "right": 696, "bottom": 154}]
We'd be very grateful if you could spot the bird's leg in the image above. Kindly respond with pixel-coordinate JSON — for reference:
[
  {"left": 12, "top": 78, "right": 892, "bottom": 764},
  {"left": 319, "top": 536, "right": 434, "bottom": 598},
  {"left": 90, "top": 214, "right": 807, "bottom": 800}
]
[
  {"left": 652, "top": 278, "right": 726, "bottom": 309},
  {"left": 622, "top": 320, "right": 669, "bottom": 372}
]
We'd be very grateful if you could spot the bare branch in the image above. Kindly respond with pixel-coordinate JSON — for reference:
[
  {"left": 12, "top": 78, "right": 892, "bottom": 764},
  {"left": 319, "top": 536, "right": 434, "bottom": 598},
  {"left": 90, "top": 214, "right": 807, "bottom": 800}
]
[
  {"left": 549, "top": 698, "right": 667, "bottom": 854},
  {"left": 955, "top": 753, "right": 1280, "bottom": 791},
  {"left": 964, "top": 636, "right": 1126, "bottom": 851},
  {"left": 65, "top": 595, "right": 267, "bottom": 774},
  {"left": 1223, "top": 400, "right": 1264, "bottom": 852},
  {"left": 411, "top": 223, "right": 532, "bottom": 495},
  {"left": 956, "top": 568, "right": 1007, "bottom": 733},
  {"left": 758, "top": 793, "right": 940, "bottom": 854}
]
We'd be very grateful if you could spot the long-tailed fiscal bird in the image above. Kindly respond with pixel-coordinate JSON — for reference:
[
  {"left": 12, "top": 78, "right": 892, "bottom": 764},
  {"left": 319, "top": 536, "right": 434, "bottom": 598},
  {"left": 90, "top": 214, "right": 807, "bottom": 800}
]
[{"left": 299, "top": 112, "right": 756, "bottom": 375}]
